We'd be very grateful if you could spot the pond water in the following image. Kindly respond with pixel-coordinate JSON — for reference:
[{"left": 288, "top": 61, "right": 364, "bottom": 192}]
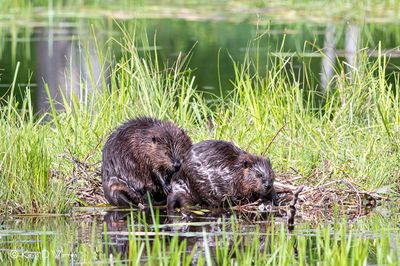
[
  {"left": 0, "top": 205, "right": 399, "bottom": 264},
  {"left": 1, "top": 16, "right": 400, "bottom": 113}
]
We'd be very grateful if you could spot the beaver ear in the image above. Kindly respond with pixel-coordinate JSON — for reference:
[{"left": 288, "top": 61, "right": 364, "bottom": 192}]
[
  {"left": 242, "top": 160, "right": 249, "bottom": 168},
  {"left": 151, "top": 136, "right": 157, "bottom": 144}
]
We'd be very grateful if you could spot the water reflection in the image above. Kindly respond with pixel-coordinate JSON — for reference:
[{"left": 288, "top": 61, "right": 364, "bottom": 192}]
[
  {"left": 102, "top": 209, "right": 279, "bottom": 264},
  {"left": 0, "top": 204, "right": 398, "bottom": 264},
  {"left": 320, "top": 23, "right": 360, "bottom": 91},
  {"left": 103, "top": 211, "right": 131, "bottom": 260},
  {"left": 35, "top": 26, "right": 107, "bottom": 114},
  {"left": 345, "top": 23, "right": 360, "bottom": 73},
  {"left": 320, "top": 23, "right": 336, "bottom": 90},
  {"left": 1, "top": 20, "right": 400, "bottom": 111}
]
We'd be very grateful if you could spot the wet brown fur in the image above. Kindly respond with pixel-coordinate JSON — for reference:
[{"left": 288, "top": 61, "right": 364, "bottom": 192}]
[
  {"left": 102, "top": 117, "right": 192, "bottom": 206},
  {"left": 167, "top": 140, "right": 276, "bottom": 210}
]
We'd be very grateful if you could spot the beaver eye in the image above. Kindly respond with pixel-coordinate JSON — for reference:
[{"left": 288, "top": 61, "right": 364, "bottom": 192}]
[
  {"left": 242, "top": 160, "right": 249, "bottom": 168},
  {"left": 151, "top": 136, "right": 157, "bottom": 144}
]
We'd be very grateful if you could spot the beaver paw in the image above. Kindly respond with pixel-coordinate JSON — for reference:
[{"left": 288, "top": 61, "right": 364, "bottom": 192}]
[{"left": 163, "top": 184, "right": 172, "bottom": 195}]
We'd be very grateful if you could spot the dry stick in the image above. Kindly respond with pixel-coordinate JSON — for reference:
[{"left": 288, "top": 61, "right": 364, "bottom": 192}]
[
  {"left": 62, "top": 145, "right": 105, "bottom": 204},
  {"left": 300, "top": 180, "right": 341, "bottom": 194},
  {"left": 232, "top": 199, "right": 262, "bottom": 211},
  {"left": 274, "top": 181, "right": 299, "bottom": 191},
  {"left": 262, "top": 123, "right": 287, "bottom": 156},
  {"left": 64, "top": 143, "right": 102, "bottom": 179},
  {"left": 286, "top": 176, "right": 303, "bottom": 182},
  {"left": 289, "top": 167, "right": 300, "bottom": 174},
  {"left": 83, "top": 136, "right": 106, "bottom": 165},
  {"left": 314, "top": 175, "right": 328, "bottom": 188},
  {"left": 342, "top": 178, "right": 363, "bottom": 213},
  {"left": 287, "top": 186, "right": 304, "bottom": 232}
]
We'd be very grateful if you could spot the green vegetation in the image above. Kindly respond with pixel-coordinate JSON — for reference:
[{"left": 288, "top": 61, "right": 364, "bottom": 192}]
[
  {"left": 0, "top": 26, "right": 399, "bottom": 215},
  {"left": 1, "top": 209, "right": 399, "bottom": 265},
  {"left": 2, "top": 0, "right": 400, "bottom": 62},
  {"left": 2, "top": 0, "right": 400, "bottom": 23},
  {"left": 1, "top": 2, "right": 399, "bottom": 265}
]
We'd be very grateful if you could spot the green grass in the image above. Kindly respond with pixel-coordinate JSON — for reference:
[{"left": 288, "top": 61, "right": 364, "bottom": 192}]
[
  {"left": 0, "top": 209, "right": 399, "bottom": 265},
  {"left": 2, "top": 0, "right": 400, "bottom": 22},
  {"left": 0, "top": 25, "right": 399, "bottom": 215},
  {"left": 1, "top": 3, "right": 399, "bottom": 265}
]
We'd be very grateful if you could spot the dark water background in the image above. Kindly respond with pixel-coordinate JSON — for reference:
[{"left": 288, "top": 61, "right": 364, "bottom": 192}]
[{"left": 1, "top": 18, "right": 400, "bottom": 113}]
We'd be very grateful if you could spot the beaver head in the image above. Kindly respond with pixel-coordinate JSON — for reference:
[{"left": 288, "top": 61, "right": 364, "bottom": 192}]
[
  {"left": 232, "top": 153, "right": 275, "bottom": 201},
  {"left": 144, "top": 122, "right": 192, "bottom": 175}
]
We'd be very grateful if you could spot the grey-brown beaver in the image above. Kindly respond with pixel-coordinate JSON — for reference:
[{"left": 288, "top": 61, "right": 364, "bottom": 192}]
[
  {"left": 167, "top": 140, "right": 276, "bottom": 210},
  {"left": 102, "top": 117, "right": 192, "bottom": 207}
]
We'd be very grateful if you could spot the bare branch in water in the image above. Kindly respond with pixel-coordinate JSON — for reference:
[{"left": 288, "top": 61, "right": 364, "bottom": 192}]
[{"left": 287, "top": 186, "right": 304, "bottom": 232}]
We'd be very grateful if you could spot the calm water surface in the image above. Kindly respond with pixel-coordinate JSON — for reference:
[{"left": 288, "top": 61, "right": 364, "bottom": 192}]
[
  {"left": 0, "top": 205, "right": 399, "bottom": 264},
  {"left": 1, "top": 18, "right": 400, "bottom": 112}
]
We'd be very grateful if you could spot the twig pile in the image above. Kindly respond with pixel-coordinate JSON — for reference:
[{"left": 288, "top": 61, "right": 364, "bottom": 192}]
[
  {"left": 62, "top": 152, "right": 381, "bottom": 221},
  {"left": 272, "top": 175, "right": 379, "bottom": 221},
  {"left": 62, "top": 150, "right": 107, "bottom": 206}
]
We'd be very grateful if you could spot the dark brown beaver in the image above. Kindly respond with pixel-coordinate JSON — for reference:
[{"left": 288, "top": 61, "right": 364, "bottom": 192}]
[
  {"left": 102, "top": 117, "right": 192, "bottom": 207},
  {"left": 167, "top": 140, "right": 276, "bottom": 210}
]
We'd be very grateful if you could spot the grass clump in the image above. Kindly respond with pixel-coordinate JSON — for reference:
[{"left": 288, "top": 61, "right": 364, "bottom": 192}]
[
  {"left": 1, "top": 210, "right": 399, "bottom": 265},
  {"left": 0, "top": 26, "right": 399, "bottom": 215},
  {"left": 0, "top": 29, "right": 209, "bottom": 215},
  {"left": 223, "top": 47, "right": 400, "bottom": 192}
]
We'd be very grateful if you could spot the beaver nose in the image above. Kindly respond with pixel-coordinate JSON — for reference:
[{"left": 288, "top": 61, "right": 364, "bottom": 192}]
[
  {"left": 172, "top": 160, "right": 181, "bottom": 171},
  {"left": 263, "top": 179, "right": 273, "bottom": 190}
]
